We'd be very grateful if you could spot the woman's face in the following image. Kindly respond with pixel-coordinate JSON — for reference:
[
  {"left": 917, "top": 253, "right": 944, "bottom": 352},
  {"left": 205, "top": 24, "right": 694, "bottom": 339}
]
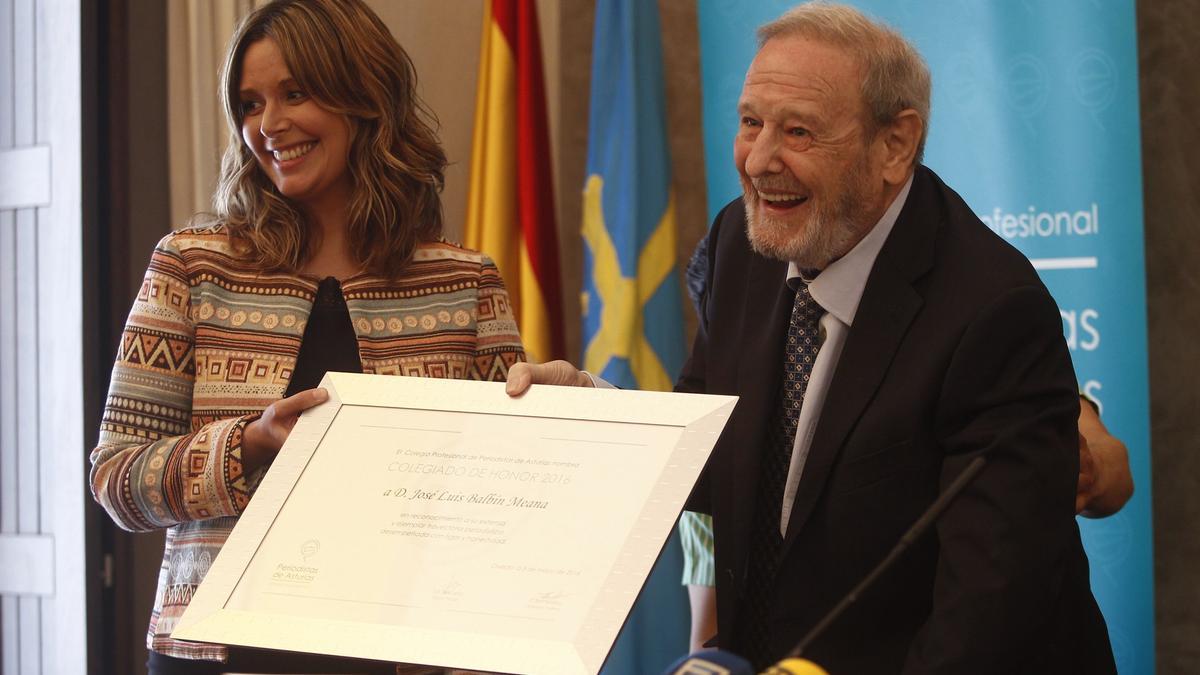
[{"left": 238, "top": 38, "right": 353, "bottom": 215}]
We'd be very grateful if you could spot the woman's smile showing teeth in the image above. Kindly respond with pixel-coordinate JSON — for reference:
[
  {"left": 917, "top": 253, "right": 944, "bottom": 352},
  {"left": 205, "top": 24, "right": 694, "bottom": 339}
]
[{"left": 272, "top": 141, "right": 317, "bottom": 162}]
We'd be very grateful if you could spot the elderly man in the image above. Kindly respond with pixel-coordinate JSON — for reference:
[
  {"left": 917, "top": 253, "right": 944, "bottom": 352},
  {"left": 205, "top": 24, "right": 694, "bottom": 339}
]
[{"left": 508, "top": 3, "right": 1116, "bottom": 673}]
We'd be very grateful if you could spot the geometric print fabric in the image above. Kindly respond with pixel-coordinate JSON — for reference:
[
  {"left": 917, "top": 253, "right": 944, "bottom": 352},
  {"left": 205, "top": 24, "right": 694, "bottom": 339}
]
[{"left": 90, "top": 225, "right": 526, "bottom": 660}]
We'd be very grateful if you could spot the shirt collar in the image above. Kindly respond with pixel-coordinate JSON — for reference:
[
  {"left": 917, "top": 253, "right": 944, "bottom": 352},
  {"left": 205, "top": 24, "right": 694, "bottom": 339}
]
[{"left": 787, "top": 174, "right": 914, "bottom": 326}]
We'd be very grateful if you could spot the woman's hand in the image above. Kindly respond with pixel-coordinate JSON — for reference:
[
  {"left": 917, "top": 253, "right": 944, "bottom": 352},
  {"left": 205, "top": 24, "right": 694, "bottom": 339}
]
[
  {"left": 505, "top": 360, "right": 594, "bottom": 396},
  {"left": 242, "top": 388, "right": 329, "bottom": 472}
]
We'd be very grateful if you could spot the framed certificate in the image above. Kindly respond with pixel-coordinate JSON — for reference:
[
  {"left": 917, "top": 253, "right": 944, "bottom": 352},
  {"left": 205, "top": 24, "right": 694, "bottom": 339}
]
[{"left": 173, "top": 372, "right": 736, "bottom": 674}]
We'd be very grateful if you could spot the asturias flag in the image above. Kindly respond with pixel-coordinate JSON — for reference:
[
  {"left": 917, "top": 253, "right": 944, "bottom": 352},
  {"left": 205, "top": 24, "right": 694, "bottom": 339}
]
[
  {"left": 582, "top": 1, "right": 686, "bottom": 392},
  {"left": 583, "top": 0, "right": 690, "bottom": 671},
  {"left": 466, "top": 0, "right": 565, "bottom": 364}
]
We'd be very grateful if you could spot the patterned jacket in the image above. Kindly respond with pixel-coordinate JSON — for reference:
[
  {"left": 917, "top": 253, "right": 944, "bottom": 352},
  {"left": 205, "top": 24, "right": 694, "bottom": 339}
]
[{"left": 90, "top": 224, "right": 526, "bottom": 660}]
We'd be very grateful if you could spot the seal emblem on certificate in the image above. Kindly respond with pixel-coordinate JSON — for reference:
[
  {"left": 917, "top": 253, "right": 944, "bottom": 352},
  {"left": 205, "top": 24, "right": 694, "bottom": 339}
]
[{"left": 173, "top": 372, "right": 736, "bottom": 674}]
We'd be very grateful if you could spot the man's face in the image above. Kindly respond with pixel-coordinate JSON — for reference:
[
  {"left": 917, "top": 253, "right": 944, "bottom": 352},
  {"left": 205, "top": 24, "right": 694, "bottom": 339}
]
[{"left": 734, "top": 36, "right": 890, "bottom": 269}]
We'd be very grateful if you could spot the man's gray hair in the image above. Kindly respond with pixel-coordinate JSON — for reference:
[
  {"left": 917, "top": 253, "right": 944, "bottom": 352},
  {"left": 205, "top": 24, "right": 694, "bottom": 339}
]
[{"left": 759, "top": 2, "right": 932, "bottom": 162}]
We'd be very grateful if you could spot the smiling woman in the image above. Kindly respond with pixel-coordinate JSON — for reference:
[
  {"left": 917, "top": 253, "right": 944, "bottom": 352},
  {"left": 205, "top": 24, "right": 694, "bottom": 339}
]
[
  {"left": 237, "top": 37, "right": 354, "bottom": 228},
  {"left": 87, "top": 1, "right": 527, "bottom": 674},
  {"left": 215, "top": 0, "right": 448, "bottom": 281}
]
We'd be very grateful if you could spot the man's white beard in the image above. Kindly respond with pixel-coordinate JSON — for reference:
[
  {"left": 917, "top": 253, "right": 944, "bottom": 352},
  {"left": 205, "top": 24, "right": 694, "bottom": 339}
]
[{"left": 743, "top": 161, "right": 875, "bottom": 270}]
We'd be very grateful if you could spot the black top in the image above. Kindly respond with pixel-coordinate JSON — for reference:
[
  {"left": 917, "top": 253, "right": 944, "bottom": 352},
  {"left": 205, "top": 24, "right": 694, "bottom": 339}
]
[{"left": 284, "top": 276, "right": 363, "bottom": 397}]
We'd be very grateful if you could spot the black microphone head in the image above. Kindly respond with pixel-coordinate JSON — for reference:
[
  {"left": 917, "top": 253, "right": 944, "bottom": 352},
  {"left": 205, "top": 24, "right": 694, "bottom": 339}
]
[{"left": 660, "top": 648, "right": 756, "bottom": 675}]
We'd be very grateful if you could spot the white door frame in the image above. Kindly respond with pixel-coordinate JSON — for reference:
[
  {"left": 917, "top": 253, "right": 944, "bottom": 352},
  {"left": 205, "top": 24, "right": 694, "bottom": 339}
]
[{"left": 0, "top": 0, "right": 88, "bottom": 672}]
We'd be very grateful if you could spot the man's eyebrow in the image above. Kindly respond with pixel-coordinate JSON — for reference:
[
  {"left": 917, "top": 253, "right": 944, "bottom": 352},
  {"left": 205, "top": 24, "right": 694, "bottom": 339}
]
[
  {"left": 737, "top": 98, "right": 773, "bottom": 115},
  {"left": 782, "top": 108, "right": 822, "bottom": 124},
  {"left": 737, "top": 100, "right": 822, "bottom": 124}
]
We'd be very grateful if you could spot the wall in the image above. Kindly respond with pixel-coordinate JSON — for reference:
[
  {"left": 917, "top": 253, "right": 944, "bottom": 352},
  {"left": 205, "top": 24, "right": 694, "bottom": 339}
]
[{"left": 1140, "top": 0, "right": 1200, "bottom": 673}]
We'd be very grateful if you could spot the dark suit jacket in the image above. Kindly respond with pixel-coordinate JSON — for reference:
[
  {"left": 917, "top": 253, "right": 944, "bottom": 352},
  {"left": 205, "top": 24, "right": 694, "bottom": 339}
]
[{"left": 679, "top": 166, "right": 1115, "bottom": 674}]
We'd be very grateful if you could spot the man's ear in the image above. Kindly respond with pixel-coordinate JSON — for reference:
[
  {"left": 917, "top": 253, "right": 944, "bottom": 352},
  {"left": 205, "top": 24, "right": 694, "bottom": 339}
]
[{"left": 878, "top": 109, "right": 923, "bottom": 185}]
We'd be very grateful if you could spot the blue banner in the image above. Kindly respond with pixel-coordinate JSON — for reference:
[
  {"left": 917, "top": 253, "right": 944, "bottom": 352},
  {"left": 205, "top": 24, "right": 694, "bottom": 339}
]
[
  {"left": 698, "top": 1, "right": 1153, "bottom": 672},
  {"left": 585, "top": 1, "right": 690, "bottom": 672}
]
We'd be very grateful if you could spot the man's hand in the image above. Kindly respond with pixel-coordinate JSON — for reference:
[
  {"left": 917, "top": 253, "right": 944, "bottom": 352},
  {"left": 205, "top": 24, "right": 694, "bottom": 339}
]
[
  {"left": 1075, "top": 433, "right": 1097, "bottom": 514},
  {"left": 505, "top": 360, "right": 593, "bottom": 397},
  {"left": 1075, "top": 401, "right": 1134, "bottom": 517},
  {"left": 243, "top": 388, "right": 329, "bottom": 472}
]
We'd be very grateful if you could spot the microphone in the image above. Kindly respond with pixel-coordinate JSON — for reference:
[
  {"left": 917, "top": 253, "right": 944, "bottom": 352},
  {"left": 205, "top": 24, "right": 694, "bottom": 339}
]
[
  {"left": 661, "top": 650, "right": 828, "bottom": 675},
  {"left": 762, "top": 659, "right": 828, "bottom": 674},
  {"left": 786, "top": 455, "right": 988, "bottom": 659},
  {"left": 662, "top": 649, "right": 755, "bottom": 675}
]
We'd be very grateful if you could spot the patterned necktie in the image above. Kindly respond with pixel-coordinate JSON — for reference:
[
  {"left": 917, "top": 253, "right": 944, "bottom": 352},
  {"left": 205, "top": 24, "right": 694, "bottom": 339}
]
[{"left": 740, "top": 282, "right": 824, "bottom": 668}]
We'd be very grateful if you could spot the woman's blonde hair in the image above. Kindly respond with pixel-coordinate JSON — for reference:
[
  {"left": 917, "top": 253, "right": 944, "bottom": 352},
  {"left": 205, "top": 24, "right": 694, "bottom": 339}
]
[{"left": 214, "top": 0, "right": 447, "bottom": 277}]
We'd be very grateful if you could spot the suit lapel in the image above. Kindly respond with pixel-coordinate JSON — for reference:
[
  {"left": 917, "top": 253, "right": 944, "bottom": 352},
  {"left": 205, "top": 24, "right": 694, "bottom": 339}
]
[
  {"left": 780, "top": 168, "right": 941, "bottom": 547},
  {"left": 724, "top": 247, "right": 791, "bottom": 590},
  {"left": 780, "top": 260, "right": 923, "bottom": 546}
]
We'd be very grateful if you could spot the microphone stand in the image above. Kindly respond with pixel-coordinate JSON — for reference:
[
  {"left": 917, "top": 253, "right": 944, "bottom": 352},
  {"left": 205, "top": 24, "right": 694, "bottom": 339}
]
[{"left": 786, "top": 455, "right": 988, "bottom": 660}]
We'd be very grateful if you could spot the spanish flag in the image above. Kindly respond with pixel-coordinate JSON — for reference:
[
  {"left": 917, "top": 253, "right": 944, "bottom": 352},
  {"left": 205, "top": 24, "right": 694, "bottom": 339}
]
[{"left": 466, "top": 0, "right": 565, "bottom": 364}]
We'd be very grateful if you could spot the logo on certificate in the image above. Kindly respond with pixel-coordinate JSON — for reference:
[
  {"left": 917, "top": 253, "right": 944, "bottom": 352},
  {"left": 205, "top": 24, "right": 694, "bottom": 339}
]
[
  {"left": 300, "top": 539, "right": 321, "bottom": 561},
  {"left": 268, "top": 539, "right": 322, "bottom": 586}
]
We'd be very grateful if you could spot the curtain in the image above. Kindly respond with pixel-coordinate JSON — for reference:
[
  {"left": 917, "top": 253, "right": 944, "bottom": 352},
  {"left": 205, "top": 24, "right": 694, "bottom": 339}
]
[{"left": 167, "top": 0, "right": 257, "bottom": 226}]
